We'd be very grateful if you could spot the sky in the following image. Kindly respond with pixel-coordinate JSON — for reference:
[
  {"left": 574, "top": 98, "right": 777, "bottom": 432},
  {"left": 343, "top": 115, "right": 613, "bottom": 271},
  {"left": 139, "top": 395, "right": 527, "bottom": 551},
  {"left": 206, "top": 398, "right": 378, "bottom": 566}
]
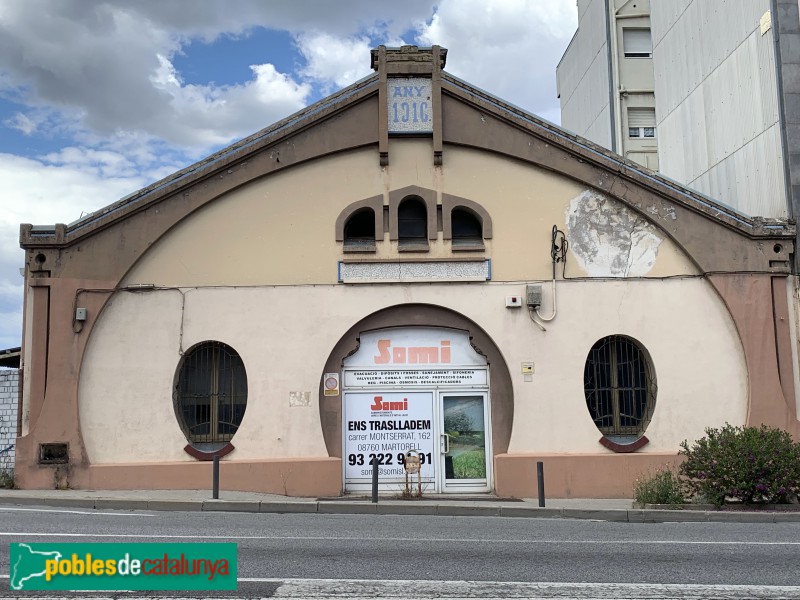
[{"left": 0, "top": 0, "right": 579, "bottom": 349}]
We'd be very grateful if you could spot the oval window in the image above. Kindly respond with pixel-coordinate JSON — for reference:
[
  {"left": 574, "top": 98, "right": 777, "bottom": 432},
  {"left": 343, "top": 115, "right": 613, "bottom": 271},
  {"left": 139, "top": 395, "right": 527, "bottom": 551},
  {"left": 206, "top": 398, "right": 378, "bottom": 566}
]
[
  {"left": 583, "top": 335, "right": 656, "bottom": 444},
  {"left": 174, "top": 341, "right": 248, "bottom": 452}
]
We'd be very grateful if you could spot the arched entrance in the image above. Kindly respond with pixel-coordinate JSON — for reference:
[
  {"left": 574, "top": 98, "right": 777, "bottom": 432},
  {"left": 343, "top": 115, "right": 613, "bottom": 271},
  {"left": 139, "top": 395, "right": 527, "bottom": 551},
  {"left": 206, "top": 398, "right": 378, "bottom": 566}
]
[{"left": 319, "top": 304, "right": 513, "bottom": 494}]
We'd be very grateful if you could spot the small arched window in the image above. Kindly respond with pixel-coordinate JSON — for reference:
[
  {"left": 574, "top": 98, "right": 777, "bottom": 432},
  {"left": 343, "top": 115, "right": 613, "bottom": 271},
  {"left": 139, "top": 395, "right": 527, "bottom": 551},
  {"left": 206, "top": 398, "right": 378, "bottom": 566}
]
[
  {"left": 344, "top": 209, "right": 376, "bottom": 250},
  {"left": 398, "top": 197, "right": 428, "bottom": 247},
  {"left": 584, "top": 335, "right": 656, "bottom": 440},
  {"left": 174, "top": 341, "right": 248, "bottom": 449},
  {"left": 451, "top": 208, "right": 483, "bottom": 247}
]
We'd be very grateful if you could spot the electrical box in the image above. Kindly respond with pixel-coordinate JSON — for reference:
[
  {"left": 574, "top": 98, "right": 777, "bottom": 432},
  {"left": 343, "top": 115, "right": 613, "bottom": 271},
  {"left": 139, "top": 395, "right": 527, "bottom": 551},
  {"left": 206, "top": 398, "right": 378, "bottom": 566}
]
[
  {"left": 526, "top": 285, "right": 542, "bottom": 309},
  {"left": 75, "top": 308, "right": 88, "bottom": 322},
  {"left": 505, "top": 296, "right": 523, "bottom": 308}
]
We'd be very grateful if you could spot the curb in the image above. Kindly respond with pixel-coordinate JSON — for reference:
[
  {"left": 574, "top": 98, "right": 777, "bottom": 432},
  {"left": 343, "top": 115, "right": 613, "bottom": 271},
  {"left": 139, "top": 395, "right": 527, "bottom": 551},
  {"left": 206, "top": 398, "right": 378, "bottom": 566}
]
[{"left": 1, "top": 496, "right": 800, "bottom": 523}]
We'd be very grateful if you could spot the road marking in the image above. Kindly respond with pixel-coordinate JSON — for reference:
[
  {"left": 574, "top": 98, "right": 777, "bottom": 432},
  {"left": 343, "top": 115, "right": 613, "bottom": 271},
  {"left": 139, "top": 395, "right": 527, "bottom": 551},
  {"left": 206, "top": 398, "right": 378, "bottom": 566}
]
[
  {"left": 0, "top": 532, "right": 799, "bottom": 545},
  {"left": 266, "top": 578, "right": 800, "bottom": 598},
  {"left": 0, "top": 507, "right": 153, "bottom": 517},
  {"left": 0, "top": 578, "right": 799, "bottom": 599}
]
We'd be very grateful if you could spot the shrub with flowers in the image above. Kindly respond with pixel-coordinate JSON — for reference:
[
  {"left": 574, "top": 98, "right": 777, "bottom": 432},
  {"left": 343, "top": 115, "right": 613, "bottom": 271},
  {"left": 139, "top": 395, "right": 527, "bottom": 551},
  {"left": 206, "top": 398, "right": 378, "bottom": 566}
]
[{"left": 679, "top": 424, "right": 800, "bottom": 506}]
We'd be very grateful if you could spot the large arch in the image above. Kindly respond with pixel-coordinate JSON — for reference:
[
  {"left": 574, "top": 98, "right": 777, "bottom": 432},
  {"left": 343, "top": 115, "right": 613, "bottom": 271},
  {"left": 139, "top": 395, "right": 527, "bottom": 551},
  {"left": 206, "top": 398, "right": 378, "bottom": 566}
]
[{"left": 318, "top": 303, "right": 514, "bottom": 459}]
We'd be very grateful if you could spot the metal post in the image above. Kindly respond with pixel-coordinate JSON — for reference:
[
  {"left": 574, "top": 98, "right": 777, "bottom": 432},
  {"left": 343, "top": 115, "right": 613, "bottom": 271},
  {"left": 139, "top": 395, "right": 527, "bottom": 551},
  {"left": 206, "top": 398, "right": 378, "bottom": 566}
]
[
  {"left": 212, "top": 454, "right": 220, "bottom": 500},
  {"left": 371, "top": 456, "right": 379, "bottom": 503},
  {"left": 537, "top": 461, "right": 545, "bottom": 508}
]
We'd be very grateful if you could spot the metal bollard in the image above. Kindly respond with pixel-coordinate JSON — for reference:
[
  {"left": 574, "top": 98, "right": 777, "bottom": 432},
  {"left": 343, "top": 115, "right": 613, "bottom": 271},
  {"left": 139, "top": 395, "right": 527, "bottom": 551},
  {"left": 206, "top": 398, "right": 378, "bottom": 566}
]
[
  {"left": 537, "top": 461, "right": 545, "bottom": 507},
  {"left": 213, "top": 454, "right": 220, "bottom": 500},
  {"left": 371, "top": 456, "right": 379, "bottom": 503}
]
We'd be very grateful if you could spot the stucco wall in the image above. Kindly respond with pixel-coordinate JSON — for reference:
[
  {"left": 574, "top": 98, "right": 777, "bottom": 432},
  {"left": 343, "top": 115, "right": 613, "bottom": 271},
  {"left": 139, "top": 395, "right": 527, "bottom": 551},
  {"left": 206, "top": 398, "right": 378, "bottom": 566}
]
[
  {"left": 76, "top": 140, "right": 744, "bottom": 467},
  {"left": 79, "top": 279, "right": 746, "bottom": 464},
  {"left": 123, "top": 141, "right": 698, "bottom": 288},
  {"left": 0, "top": 370, "right": 18, "bottom": 472}
]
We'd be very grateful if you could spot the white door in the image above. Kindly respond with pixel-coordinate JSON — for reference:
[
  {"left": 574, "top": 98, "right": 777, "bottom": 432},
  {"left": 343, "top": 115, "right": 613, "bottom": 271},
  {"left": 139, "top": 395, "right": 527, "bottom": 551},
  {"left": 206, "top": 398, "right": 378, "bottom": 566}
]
[{"left": 439, "top": 392, "right": 491, "bottom": 493}]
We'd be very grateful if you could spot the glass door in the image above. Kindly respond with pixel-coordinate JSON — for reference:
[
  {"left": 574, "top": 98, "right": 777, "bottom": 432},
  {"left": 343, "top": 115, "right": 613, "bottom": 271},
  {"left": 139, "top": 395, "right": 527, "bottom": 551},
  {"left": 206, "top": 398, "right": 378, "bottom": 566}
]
[{"left": 439, "top": 393, "right": 491, "bottom": 493}]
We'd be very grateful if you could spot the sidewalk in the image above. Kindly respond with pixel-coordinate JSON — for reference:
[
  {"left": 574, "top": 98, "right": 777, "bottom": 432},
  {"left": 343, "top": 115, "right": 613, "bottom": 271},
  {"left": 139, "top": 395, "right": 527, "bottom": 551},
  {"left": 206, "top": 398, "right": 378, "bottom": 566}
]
[{"left": 1, "top": 488, "right": 799, "bottom": 523}]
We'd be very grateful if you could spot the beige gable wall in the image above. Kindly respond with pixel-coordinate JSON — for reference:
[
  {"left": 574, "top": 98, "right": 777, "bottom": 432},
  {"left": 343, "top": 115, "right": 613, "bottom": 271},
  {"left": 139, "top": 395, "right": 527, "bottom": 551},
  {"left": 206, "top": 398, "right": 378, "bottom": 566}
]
[
  {"left": 76, "top": 139, "right": 741, "bottom": 466},
  {"left": 124, "top": 140, "right": 697, "bottom": 288}
]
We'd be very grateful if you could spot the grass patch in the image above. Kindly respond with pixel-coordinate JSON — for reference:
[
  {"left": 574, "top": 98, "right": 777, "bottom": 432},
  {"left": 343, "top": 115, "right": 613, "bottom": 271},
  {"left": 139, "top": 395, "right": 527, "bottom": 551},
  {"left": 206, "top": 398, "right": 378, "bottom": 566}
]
[
  {"left": 633, "top": 467, "right": 684, "bottom": 505},
  {"left": 452, "top": 450, "right": 486, "bottom": 479}
]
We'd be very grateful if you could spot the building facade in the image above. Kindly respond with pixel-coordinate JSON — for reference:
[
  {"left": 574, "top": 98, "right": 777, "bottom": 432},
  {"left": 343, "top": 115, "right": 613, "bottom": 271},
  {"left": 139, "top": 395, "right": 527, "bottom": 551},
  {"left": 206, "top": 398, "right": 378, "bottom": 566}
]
[
  {"left": 15, "top": 46, "right": 798, "bottom": 498},
  {"left": 557, "top": 0, "right": 800, "bottom": 225}
]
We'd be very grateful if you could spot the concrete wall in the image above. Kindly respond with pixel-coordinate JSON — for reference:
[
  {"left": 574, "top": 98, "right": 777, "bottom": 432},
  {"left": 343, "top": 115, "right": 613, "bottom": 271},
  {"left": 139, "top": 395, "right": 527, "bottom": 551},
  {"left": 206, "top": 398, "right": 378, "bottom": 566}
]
[
  {"left": 0, "top": 370, "right": 18, "bottom": 473},
  {"left": 557, "top": 0, "right": 613, "bottom": 148},
  {"left": 652, "top": 0, "right": 788, "bottom": 217}
]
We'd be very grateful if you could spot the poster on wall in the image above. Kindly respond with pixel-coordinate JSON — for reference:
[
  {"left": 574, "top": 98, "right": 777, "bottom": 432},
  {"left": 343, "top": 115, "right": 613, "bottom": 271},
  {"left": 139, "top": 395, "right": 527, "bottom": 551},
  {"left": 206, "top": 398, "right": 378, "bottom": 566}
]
[{"left": 344, "top": 391, "right": 435, "bottom": 482}]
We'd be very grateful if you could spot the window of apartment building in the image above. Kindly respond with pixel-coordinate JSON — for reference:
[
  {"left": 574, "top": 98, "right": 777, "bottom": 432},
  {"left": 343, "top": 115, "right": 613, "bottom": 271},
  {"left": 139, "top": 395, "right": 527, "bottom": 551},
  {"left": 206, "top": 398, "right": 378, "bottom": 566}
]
[
  {"left": 623, "top": 28, "right": 652, "bottom": 58},
  {"left": 584, "top": 335, "right": 656, "bottom": 439},
  {"left": 174, "top": 341, "right": 248, "bottom": 448},
  {"left": 628, "top": 107, "right": 656, "bottom": 139}
]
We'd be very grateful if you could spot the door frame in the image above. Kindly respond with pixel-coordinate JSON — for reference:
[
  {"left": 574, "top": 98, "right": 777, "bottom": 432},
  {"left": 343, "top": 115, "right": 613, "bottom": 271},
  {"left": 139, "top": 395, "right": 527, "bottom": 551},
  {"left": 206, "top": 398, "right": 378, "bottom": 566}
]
[{"left": 437, "top": 390, "right": 493, "bottom": 494}]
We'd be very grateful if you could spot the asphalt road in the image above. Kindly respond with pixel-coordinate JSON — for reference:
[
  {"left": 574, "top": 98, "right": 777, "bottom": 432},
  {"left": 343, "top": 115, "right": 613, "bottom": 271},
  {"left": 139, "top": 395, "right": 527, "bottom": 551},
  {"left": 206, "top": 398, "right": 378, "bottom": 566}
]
[{"left": 2, "top": 505, "right": 800, "bottom": 598}]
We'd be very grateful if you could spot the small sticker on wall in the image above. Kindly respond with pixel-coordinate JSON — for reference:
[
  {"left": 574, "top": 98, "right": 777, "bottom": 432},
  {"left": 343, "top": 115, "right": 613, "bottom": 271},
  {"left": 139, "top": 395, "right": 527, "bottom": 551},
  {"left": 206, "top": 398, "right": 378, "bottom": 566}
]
[
  {"left": 522, "top": 362, "right": 534, "bottom": 383},
  {"left": 323, "top": 373, "right": 340, "bottom": 397},
  {"left": 289, "top": 391, "right": 311, "bottom": 407},
  {"left": 521, "top": 362, "right": 535, "bottom": 374}
]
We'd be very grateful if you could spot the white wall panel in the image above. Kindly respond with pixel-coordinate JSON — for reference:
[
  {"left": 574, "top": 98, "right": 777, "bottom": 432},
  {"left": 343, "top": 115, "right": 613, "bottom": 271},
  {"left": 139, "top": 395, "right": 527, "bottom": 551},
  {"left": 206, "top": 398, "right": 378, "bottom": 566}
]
[
  {"left": 557, "top": 0, "right": 613, "bottom": 147},
  {"left": 652, "top": 0, "right": 786, "bottom": 216}
]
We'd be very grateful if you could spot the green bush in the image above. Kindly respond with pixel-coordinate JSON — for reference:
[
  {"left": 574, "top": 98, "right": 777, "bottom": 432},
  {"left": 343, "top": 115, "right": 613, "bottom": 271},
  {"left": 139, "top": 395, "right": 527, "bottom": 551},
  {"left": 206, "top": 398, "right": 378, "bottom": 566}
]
[
  {"left": 679, "top": 424, "right": 800, "bottom": 506},
  {"left": 0, "top": 470, "right": 14, "bottom": 489},
  {"left": 633, "top": 467, "right": 685, "bottom": 505}
]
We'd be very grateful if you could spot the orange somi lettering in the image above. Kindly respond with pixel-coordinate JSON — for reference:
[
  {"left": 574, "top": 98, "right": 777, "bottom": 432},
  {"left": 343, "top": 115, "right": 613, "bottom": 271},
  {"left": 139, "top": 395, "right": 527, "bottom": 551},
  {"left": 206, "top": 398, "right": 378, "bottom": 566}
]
[
  {"left": 374, "top": 339, "right": 451, "bottom": 365},
  {"left": 371, "top": 396, "right": 409, "bottom": 411}
]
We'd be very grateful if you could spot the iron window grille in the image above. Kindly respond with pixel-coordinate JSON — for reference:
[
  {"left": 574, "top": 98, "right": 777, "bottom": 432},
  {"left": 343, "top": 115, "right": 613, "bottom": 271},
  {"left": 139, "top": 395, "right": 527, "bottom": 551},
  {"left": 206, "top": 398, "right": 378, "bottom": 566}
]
[
  {"left": 175, "top": 341, "right": 248, "bottom": 446},
  {"left": 584, "top": 335, "right": 656, "bottom": 437}
]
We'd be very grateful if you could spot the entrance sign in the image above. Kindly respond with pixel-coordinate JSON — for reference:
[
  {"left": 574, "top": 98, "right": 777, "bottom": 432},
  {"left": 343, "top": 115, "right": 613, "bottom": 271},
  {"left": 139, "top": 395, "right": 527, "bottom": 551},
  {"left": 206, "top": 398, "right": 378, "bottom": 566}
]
[
  {"left": 342, "top": 327, "right": 490, "bottom": 493},
  {"left": 344, "top": 392, "right": 435, "bottom": 482},
  {"left": 344, "top": 369, "right": 486, "bottom": 388},
  {"left": 343, "top": 328, "right": 487, "bottom": 370}
]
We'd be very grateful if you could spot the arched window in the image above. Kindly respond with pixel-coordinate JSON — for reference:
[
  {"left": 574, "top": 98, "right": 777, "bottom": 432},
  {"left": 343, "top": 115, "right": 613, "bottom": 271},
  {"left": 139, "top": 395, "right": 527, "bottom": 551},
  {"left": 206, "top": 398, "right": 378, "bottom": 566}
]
[
  {"left": 398, "top": 197, "right": 427, "bottom": 246},
  {"left": 344, "top": 209, "right": 376, "bottom": 250},
  {"left": 584, "top": 335, "right": 656, "bottom": 439},
  {"left": 174, "top": 341, "right": 248, "bottom": 449},
  {"left": 451, "top": 208, "right": 483, "bottom": 247}
]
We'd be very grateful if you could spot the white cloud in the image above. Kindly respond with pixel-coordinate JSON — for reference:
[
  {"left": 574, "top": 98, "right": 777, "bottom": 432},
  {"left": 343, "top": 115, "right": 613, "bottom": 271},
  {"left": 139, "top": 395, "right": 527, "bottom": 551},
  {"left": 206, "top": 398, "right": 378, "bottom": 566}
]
[
  {"left": 0, "top": 0, "right": 440, "bottom": 153},
  {"left": 417, "top": 0, "right": 577, "bottom": 123},
  {"left": 0, "top": 0, "right": 583, "bottom": 348},
  {"left": 297, "top": 33, "right": 374, "bottom": 92},
  {"left": 0, "top": 150, "right": 166, "bottom": 348},
  {"left": 4, "top": 112, "right": 37, "bottom": 135}
]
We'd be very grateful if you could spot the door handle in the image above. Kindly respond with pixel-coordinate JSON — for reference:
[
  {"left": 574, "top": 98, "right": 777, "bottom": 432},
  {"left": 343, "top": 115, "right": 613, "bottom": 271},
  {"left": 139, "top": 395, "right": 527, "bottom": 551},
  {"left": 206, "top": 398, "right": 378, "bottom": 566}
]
[{"left": 441, "top": 433, "right": 450, "bottom": 454}]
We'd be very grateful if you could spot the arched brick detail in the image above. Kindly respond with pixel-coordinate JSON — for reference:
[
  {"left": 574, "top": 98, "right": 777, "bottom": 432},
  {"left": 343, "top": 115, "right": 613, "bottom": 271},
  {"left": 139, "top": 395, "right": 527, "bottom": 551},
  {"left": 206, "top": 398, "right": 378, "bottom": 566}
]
[
  {"left": 334, "top": 195, "right": 384, "bottom": 242},
  {"left": 442, "top": 193, "right": 493, "bottom": 240},
  {"left": 388, "top": 186, "right": 438, "bottom": 241}
]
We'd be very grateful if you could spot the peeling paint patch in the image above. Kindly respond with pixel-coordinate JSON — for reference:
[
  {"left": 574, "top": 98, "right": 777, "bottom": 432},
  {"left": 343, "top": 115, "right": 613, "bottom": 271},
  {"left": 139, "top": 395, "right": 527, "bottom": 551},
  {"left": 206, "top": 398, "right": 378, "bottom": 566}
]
[
  {"left": 566, "top": 190, "right": 663, "bottom": 277},
  {"left": 289, "top": 391, "right": 311, "bottom": 407}
]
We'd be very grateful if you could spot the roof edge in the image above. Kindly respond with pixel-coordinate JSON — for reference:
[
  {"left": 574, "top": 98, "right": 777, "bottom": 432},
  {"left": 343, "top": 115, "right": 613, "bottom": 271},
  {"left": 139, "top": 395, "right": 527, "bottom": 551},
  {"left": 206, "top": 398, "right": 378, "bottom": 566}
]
[
  {"left": 441, "top": 72, "right": 795, "bottom": 240},
  {"left": 21, "top": 72, "right": 380, "bottom": 248}
]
